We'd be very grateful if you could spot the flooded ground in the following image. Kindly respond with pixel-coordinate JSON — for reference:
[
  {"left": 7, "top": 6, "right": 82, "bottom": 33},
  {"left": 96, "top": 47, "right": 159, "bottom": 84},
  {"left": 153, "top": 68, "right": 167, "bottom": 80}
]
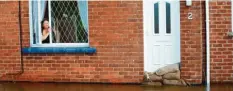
[{"left": 0, "top": 82, "right": 232, "bottom": 91}]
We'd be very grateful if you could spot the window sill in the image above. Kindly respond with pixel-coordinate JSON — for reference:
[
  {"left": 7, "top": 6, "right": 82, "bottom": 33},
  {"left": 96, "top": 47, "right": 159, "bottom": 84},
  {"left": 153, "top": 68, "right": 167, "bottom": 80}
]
[{"left": 22, "top": 47, "right": 96, "bottom": 54}]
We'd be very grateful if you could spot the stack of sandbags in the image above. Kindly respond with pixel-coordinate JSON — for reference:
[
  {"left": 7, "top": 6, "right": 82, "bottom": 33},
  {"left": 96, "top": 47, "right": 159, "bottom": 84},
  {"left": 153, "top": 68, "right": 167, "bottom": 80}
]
[
  {"left": 143, "top": 63, "right": 187, "bottom": 86},
  {"left": 162, "top": 70, "right": 186, "bottom": 86},
  {"left": 155, "top": 64, "right": 180, "bottom": 76},
  {"left": 142, "top": 72, "right": 163, "bottom": 86},
  {"left": 163, "top": 71, "right": 180, "bottom": 80},
  {"left": 155, "top": 63, "right": 187, "bottom": 86}
]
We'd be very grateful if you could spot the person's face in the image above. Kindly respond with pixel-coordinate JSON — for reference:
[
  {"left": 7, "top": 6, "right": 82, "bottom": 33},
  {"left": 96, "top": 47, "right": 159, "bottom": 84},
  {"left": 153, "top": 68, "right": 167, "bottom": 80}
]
[{"left": 43, "top": 20, "right": 49, "bottom": 29}]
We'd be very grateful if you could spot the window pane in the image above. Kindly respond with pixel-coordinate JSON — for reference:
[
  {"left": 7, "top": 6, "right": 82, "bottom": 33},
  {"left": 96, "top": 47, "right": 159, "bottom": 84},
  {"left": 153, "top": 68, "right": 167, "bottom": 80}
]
[
  {"left": 51, "top": 1, "right": 88, "bottom": 43},
  {"left": 166, "top": 2, "right": 171, "bottom": 34},
  {"left": 154, "top": 3, "right": 159, "bottom": 34}
]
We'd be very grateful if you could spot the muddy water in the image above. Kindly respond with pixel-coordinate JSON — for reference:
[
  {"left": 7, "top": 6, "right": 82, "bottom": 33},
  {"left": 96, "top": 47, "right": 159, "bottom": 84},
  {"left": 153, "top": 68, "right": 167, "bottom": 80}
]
[{"left": 0, "top": 82, "right": 232, "bottom": 91}]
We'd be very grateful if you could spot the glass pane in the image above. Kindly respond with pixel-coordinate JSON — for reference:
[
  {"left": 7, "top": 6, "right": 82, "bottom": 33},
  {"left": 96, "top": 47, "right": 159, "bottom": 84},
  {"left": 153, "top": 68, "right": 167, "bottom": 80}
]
[
  {"left": 166, "top": 2, "right": 171, "bottom": 34},
  {"left": 154, "top": 3, "right": 159, "bottom": 34},
  {"left": 51, "top": 1, "right": 88, "bottom": 43}
]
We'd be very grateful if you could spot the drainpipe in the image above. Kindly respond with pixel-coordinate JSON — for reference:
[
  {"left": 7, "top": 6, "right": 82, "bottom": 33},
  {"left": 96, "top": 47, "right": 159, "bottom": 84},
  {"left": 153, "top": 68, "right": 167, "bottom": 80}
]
[
  {"left": 6, "top": 1, "right": 24, "bottom": 76},
  {"left": 205, "top": 0, "right": 210, "bottom": 91}
]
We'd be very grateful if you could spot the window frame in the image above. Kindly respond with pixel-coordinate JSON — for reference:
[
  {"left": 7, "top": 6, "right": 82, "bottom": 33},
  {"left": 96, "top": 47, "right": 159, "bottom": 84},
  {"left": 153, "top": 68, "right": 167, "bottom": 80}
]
[{"left": 29, "top": 0, "right": 89, "bottom": 47}]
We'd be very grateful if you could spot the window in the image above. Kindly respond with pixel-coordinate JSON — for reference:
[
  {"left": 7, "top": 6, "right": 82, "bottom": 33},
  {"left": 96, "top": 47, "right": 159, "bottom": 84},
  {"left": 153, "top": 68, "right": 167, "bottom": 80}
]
[
  {"left": 166, "top": 2, "right": 171, "bottom": 34},
  {"left": 29, "top": 1, "right": 88, "bottom": 47},
  {"left": 154, "top": 3, "right": 159, "bottom": 34},
  {"left": 154, "top": 2, "right": 171, "bottom": 34}
]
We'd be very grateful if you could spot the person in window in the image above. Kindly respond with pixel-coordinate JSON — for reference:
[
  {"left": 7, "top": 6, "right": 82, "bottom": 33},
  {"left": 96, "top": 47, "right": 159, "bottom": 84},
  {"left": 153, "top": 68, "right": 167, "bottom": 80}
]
[
  {"left": 41, "top": 19, "right": 60, "bottom": 43},
  {"left": 41, "top": 19, "right": 50, "bottom": 43}
]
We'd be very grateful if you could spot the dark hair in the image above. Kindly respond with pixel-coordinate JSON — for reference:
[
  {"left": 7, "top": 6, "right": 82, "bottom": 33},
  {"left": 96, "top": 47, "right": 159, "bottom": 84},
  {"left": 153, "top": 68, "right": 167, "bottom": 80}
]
[{"left": 41, "top": 18, "right": 49, "bottom": 31}]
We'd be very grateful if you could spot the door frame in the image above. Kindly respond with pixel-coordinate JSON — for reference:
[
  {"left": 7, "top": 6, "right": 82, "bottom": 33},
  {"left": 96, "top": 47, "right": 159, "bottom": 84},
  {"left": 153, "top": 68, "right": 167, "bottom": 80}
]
[{"left": 143, "top": 0, "right": 181, "bottom": 72}]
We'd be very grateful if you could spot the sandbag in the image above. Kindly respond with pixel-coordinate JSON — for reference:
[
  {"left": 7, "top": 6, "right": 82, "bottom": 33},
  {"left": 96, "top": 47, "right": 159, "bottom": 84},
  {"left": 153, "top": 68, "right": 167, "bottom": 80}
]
[
  {"left": 155, "top": 63, "right": 180, "bottom": 76},
  {"left": 144, "top": 72, "right": 162, "bottom": 82},
  {"left": 163, "top": 79, "right": 187, "bottom": 86},
  {"left": 163, "top": 71, "right": 180, "bottom": 80},
  {"left": 143, "top": 72, "right": 152, "bottom": 82},
  {"left": 150, "top": 74, "right": 162, "bottom": 81}
]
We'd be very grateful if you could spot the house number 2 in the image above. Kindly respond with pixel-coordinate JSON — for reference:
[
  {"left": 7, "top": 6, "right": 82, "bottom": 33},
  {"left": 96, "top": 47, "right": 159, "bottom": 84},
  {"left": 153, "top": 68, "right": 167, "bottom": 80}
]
[{"left": 188, "top": 12, "right": 193, "bottom": 20}]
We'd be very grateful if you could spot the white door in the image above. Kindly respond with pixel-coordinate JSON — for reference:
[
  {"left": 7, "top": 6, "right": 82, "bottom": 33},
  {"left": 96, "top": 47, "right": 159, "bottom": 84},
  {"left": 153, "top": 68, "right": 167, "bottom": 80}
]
[{"left": 143, "top": 0, "right": 180, "bottom": 72}]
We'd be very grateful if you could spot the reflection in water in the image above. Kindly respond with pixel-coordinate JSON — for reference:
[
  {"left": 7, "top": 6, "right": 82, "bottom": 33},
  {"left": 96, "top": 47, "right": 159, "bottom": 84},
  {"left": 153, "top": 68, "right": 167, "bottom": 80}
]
[{"left": 0, "top": 82, "right": 232, "bottom": 91}]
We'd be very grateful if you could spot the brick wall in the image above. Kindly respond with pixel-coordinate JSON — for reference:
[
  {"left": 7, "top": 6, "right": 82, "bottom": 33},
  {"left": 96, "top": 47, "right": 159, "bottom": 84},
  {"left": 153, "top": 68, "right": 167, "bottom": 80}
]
[
  {"left": 0, "top": 1, "right": 22, "bottom": 79},
  {"left": 2, "top": 1, "right": 232, "bottom": 84},
  {"left": 209, "top": 1, "right": 233, "bottom": 83},
  {"left": 0, "top": 1, "right": 144, "bottom": 83},
  {"left": 180, "top": 1, "right": 205, "bottom": 84}
]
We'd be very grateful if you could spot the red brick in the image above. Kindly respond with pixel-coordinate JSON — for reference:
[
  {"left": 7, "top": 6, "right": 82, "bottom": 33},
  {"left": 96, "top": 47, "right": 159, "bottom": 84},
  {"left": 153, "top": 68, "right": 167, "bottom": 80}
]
[
  {"left": 1, "top": 0, "right": 232, "bottom": 84},
  {"left": 209, "top": 1, "right": 233, "bottom": 83},
  {"left": 180, "top": 1, "right": 204, "bottom": 84}
]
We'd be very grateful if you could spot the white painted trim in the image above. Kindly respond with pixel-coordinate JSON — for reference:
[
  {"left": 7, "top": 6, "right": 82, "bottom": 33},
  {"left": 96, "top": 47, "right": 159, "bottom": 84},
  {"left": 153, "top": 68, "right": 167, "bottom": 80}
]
[
  {"left": 48, "top": 0, "right": 52, "bottom": 44},
  {"left": 38, "top": 1, "right": 42, "bottom": 44},
  {"left": 143, "top": 0, "right": 147, "bottom": 72},
  {"left": 31, "top": 43, "right": 89, "bottom": 47},
  {"left": 87, "top": 1, "right": 90, "bottom": 45},
  {"left": 175, "top": 1, "right": 181, "bottom": 66},
  {"left": 29, "top": 1, "right": 33, "bottom": 46}
]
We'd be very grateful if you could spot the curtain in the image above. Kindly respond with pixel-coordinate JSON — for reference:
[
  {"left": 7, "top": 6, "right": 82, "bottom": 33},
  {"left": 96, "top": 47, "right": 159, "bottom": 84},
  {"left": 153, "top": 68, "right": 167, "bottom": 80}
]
[
  {"left": 77, "top": 1, "right": 88, "bottom": 32},
  {"left": 31, "top": 1, "right": 38, "bottom": 44},
  {"left": 40, "top": 1, "right": 46, "bottom": 20},
  {"left": 31, "top": 1, "right": 46, "bottom": 44}
]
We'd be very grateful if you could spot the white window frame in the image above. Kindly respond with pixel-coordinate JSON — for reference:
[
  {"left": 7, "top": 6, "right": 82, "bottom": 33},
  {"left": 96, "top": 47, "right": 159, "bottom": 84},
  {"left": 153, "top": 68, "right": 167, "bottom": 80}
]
[{"left": 29, "top": 1, "right": 89, "bottom": 47}]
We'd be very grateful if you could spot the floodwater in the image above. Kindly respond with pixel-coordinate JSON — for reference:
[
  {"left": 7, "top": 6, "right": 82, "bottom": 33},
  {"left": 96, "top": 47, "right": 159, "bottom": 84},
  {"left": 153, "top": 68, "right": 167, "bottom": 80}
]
[{"left": 0, "top": 82, "right": 232, "bottom": 91}]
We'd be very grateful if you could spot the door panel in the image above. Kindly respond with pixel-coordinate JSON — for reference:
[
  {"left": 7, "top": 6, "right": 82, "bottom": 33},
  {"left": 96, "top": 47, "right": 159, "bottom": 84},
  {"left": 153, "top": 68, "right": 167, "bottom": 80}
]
[
  {"left": 144, "top": 0, "right": 180, "bottom": 72},
  {"left": 152, "top": 45, "right": 160, "bottom": 65}
]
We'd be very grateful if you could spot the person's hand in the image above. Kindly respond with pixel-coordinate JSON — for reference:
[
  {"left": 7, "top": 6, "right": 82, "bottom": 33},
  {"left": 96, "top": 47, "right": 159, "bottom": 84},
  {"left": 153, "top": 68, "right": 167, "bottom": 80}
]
[{"left": 48, "top": 27, "right": 51, "bottom": 32}]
